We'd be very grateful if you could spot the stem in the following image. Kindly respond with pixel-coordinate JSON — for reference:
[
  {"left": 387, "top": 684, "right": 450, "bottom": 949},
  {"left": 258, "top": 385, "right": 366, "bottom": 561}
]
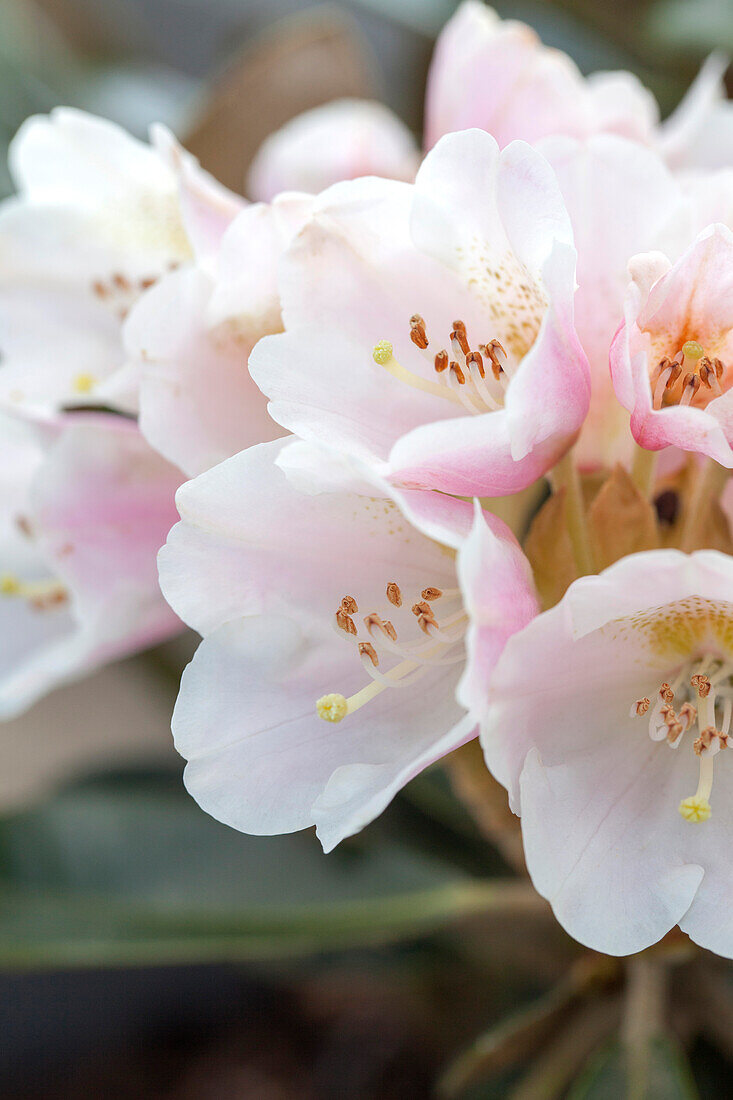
[
  {"left": 623, "top": 955, "right": 666, "bottom": 1100},
  {"left": 631, "top": 446, "right": 658, "bottom": 499},
  {"left": 550, "top": 450, "right": 594, "bottom": 576},
  {"left": 679, "top": 458, "right": 729, "bottom": 552}
]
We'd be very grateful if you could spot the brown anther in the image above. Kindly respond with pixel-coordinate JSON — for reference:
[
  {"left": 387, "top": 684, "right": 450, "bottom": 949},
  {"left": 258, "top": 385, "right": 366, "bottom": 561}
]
[
  {"left": 417, "top": 614, "right": 434, "bottom": 635},
  {"left": 15, "top": 515, "right": 33, "bottom": 538},
  {"left": 486, "top": 338, "right": 507, "bottom": 361},
  {"left": 713, "top": 357, "right": 725, "bottom": 379},
  {"left": 718, "top": 731, "right": 730, "bottom": 748},
  {"left": 490, "top": 358, "right": 504, "bottom": 382},
  {"left": 450, "top": 362, "right": 466, "bottom": 385},
  {"left": 691, "top": 673, "right": 711, "bottom": 698},
  {"left": 465, "top": 350, "right": 485, "bottom": 378},
  {"left": 363, "top": 612, "right": 382, "bottom": 635},
  {"left": 112, "top": 273, "right": 131, "bottom": 291},
  {"left": 694, "top": 726, "right": 717, "bottom": 755},
  {"left": 336, "top": 609, "right": 357, "bottom": 635},
  {"left": 634, "top": 698, "right": 651, "bottom": 716},
  {"left": 412, "top": 600, "right": 433, "bottom": 617},
  {"left": 699, "top": 359, "right": 713, "bottom": 388},
  {"left": 358, "top": 642, "right": 379, "bottom": 667},
  {"left": 92, "top": 279, "right": 108, "bottom": 298},
  {"left": 434, "top": 350, "right": 449, "bottom": 373},
  {"left": 452, "top": 319, "right": 467, "bottom": 333},
  {"left": 679, "top": 702, "right": 697, "bottom": 728},
  {"left": 386, "top": 582, "right": 402, "bottom": 607},
  {"left": 381, "top": 619, "right": 398, "bottom": 642},
  {"left": 683, "top": 372, "right": 701, "bottom": 395},
  {"left": 31, "top": 590, "right": 68, "bottom": 611},
  {"left": 666, "top": 723, "right": 683, "bottom": 744},
  {"left": 659, "top": 683, "right": 674, "bottom": 703},
  {"left": 340, "top": 595, "right": 358, "bottom": 614},
  {"left": 139, "top": 276, "right": 156, "bottom": 291},
  {"left": 451, "top": 327, "right": 470, "bottom": 356},
  {"left": 664, "top": 362, "right": 682, "bottom": 389},
  {"left": 410, "top": 314, "right": 425, "bottom": 327},
  {"left": 410, "top": 324, "right": 429, "bottom": 350},
  {"left": 662, "top": 706, "right": 678, "bottom": 726},
  {"left": 421, "top": 587, "right": 443, "bottom": 601}
]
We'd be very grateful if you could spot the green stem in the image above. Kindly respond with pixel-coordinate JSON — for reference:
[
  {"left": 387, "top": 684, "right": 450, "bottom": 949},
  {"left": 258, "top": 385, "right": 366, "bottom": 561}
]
[
  {"left": 631, "top": 446, "right": 658, "bottom": 499},
  {"left": 679, "top": 458, "right": 729, "bottom": 552},
  {"left": 550, "top": 450, "right": 594, "bottom": 576}
]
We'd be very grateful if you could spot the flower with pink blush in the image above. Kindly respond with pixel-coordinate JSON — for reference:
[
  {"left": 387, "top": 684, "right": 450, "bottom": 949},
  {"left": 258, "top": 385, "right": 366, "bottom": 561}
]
[
  {"left": 121, "top": 192, "right": 312, "bottom": 477},
  {"left": 0, "top": 410, "right": 182, "bottom": 717},
  {"left": 249, "top": 128, "right": 589, "bottom": 498},
  {"left": 158, "top": 438, "right": 537, "bottom": 850},
  {"left": 481, "top": 549, "right": 733, "bottom": 958},
  {"left": 425, "top": 2, "right": 659, "bottom": 152},
  {"left": 0, "top": 109, "right": 243, "bottom": 415},
  {"left": 538, "top": 134, "right": 692, "bottom": 471},
  {"left": 610, "top": 224, "right": 733, "bottom": 465},
  {"left": 427, "top": 3, "right": 733, "bottom": 172},
  {"left": 247, "top": 99, "right": 419, "bottom": 201}
]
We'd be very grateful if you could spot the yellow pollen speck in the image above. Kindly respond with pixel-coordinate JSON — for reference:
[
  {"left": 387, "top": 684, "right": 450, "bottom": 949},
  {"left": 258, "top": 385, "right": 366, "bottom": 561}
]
[
  {"left": 372, "top": 340, "right": 393, "bottom": 365},
  {"left": 317, "top": 693, "right": 348, "bottom": 723},
  {"left": 0, "top": 574, "right": 20, "bottom": 595},
  {"left": 678, "top": 795, "right": 711, "bottom": 823},
  {"left": 72, "top": 373, "right": 97, "bottom": 395},
  {"left": 682, "top": 341, "right": 704, "bottom": 362}
]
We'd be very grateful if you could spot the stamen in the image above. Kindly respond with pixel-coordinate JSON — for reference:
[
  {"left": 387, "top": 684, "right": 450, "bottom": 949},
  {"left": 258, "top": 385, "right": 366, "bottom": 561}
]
[
  {"left": 691, "top": 673, "right": 711, "bottom": 697},
  {"left": 359, "top": 641, "right": 379, "bottom": 667},
  {"left": 422, "top": 587, "right": 442, "bottom": 601},
  {"left": 680, "top": 373, "right": 701, "bottom": 406},
  {"left": 631, "top": 697, "right": 650, "bottom": 717}
]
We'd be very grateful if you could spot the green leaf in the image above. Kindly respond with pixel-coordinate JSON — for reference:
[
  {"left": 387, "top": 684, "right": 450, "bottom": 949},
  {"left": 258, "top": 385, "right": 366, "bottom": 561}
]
[
  {"left": 0, "top": 775, "right": 535, "bottom": 968},
  {"left": 569, "top": 1036, "right": 699, "bottom": 1100}
]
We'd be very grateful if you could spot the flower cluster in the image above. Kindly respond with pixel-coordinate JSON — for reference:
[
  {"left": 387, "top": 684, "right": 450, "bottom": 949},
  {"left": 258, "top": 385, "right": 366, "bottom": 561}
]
[{"left": 3, "top": 1, "right": 733, "bottom": 959}]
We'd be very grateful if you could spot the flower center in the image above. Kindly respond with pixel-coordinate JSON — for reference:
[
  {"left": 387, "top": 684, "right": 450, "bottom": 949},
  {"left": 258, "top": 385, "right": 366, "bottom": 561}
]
[
  {"left": 316, "top": 580, "right": 466, "bottom": 723},
  {"left": 373, "top": 315, "right": 513, "bottom": 415},
  {"left": 650, "top": 340, "right": 727, "bottom": 411},
  {"left": 632, "top": 654, "right": 733, "bottom": 822},
  {"left": 0, "top": 573, "right": 68, "bottom": 611}
]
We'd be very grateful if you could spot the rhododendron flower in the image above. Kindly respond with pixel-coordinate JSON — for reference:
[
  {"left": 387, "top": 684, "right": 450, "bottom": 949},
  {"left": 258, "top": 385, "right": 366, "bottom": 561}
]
[
  {"left": 0, "top": 108, "right": 242, "bottom": 414},
  {"left": 540, "top": 135, "right": 691, "bottom": 471},
  {"left": 610, "top": 225, "right": 733, "bottom": 465},
  {"left": 249, "top": 128, "right": 589, "bottom": 497},
  {"left": 121, "top": 192, "right": 313, "bottom": 476},
  {"left": 426, "top": 3, "right": 732, "bottom": 170},
  {"left": 158, "top": 439, "right": 537, "bottom": 849},
  {"left": 481, "top": 549, "right": 733, "bottom": 957},
  {"left": 0, "top": 411, "right": 181, "bottom": 717},
  {"left": 247, "top": 99, "right": 419, "bottom": 201}
]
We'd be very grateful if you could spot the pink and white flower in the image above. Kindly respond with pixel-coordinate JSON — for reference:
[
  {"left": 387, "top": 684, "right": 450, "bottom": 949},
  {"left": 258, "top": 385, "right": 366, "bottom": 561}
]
[
  {"left": 121, "top": 192, "right": 313, "bottom": 476},
  {"left": 158, "top": 439, "right": 537, "bottom": 850},
  {"left": 249, "top": 128, "right": 589, "bottom": 498},
  {"left": 481, "top": 549, "right": 733, "bottom": 958},
  {"left": 426, "top": 3, "right": 732, "bottom": 171},
  {"left": 0, "top": 410, "right": 181, "bottom": 717},
  {"left": 247, "top": 99, "right": 419, "bottom": 201},
  {"left": 0, "top": 108, "right": 242, "bottom": 414},
  {"left": 610, "top": 224, "right": 733, "bottom": 465}
]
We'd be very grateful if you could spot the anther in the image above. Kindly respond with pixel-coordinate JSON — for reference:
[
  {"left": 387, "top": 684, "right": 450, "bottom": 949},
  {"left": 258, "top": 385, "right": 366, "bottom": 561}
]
[
  {"left": 434, "top": 351, "right": 448, "bottom": 373},
  {"left": 336, "top": 609, "right": 357, "bottom": 635},
  {"left": 665, "top": 362, "right": 682, "bottom": 389},
  {"left": 386, "top": 583, "right": 402, "bottom": 607},
  {"left": 412, "top": 601, "right": 433, "bottom": 617},
  {"left": 450, "top": 362, "right": 466, "bottom": 385},
  {"left": 421, "top": 587, "right": 443, "bottom": 601},
  {"left": 659, "top": 683, "right": 674, "bottom": 703},
  {"left": 359, "top": 642, "right": 379, "bottom": 667},
  {"left": 340, "top": 595, "right": 358, "bottom": 614},
  {"left": 465, "top": 350, "right": 485, "bottom": 378},
  {"left": 691, "top": 673, "right": 711, "bottom": 698},
  {"left": 694, "top": 726, "right": 716, "bottom": 755},
  {"left": 632, "top": 697, "right": 650, "bottom": 716},
  {"left": 679, "top": 702, "right": 697, "bottom": 729},
  {"left": 451, "top": 327, "right": 470, "bottom": 356},
  {"left": 410, "top": 323, "right": 429, "bottom": 350}
]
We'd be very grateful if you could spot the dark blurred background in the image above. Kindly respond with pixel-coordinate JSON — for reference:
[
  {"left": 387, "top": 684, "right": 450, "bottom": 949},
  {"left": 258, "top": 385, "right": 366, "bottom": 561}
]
[{"left": 1, "top": 1, "right": 732, "bottom": 1096}]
